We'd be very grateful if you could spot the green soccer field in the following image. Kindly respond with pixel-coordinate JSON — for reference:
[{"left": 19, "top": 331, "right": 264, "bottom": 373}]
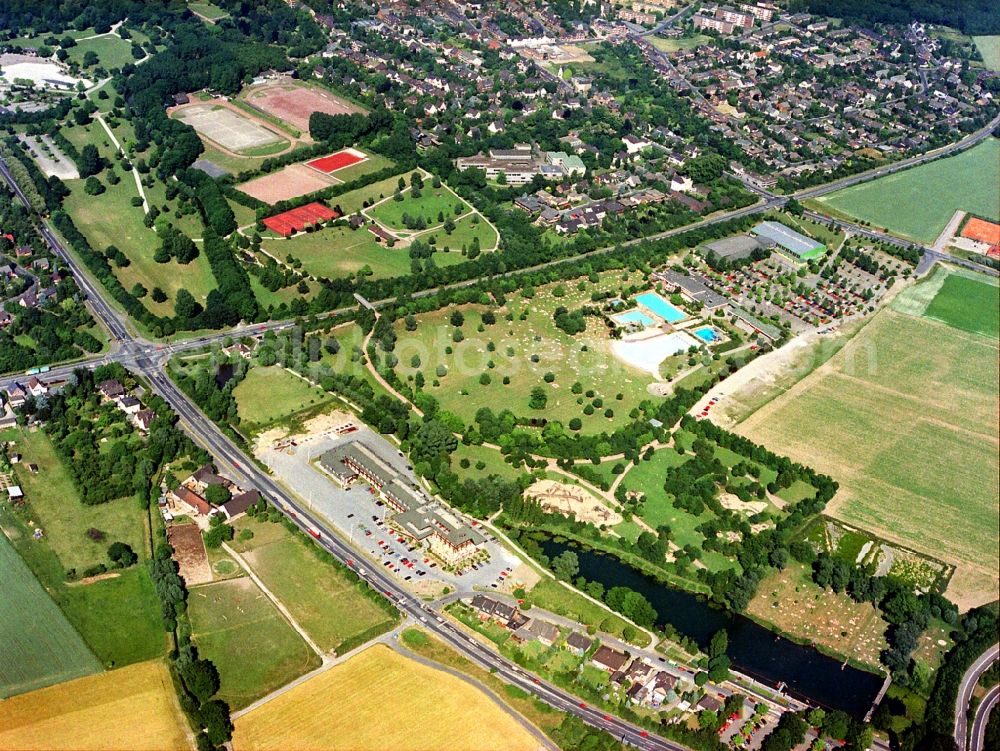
[
  {"left": 0, "top": 535, "right": 100, "bottom": 698},
  {"left": 815, "top": 138, "right": 1000, "bottom": 243}
]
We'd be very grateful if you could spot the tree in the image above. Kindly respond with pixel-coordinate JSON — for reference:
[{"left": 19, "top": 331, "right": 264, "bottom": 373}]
[
  {"left": 198, "top": 699, "right": 233, "bottom": 745},
  {"left": 107, "top": 541, "right": 137, "bottom": 568},
  {"left": 552, "top": 550, "right": 579, "bottom": 580},
  {"left": 179, "top": 654, "right": 220, "bottom": 704},
  {"left": 78, "top": 144, "right": 101, "bottom": 177},
  {"left": 83, "top": 176, "right": 105, "bottom": 195},
  {"left": 450, "top": 310, "right": 464, "bottom": 327},
  {"left": 204, "top": 485, "right": 231, "bottom": 506},
  {"left": 174, "top": 288, "right": 199, "bottom": 320},
  {"left": 528, "top": 386, "right": 547, "bottom": 410}
]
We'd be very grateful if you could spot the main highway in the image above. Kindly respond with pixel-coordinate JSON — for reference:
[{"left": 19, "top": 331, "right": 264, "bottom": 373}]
[{"left": 2, "top": 106, "right": 999, "bottom": 746}]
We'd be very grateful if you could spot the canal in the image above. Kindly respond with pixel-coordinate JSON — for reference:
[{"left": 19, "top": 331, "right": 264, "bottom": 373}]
[{"left": 540, "top": 538, "right": 883, "bottom": 718}]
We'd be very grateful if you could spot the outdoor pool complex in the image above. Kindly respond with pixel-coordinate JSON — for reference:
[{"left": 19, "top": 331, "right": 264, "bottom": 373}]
[
  {"left": 693, "top": 326, "right": 720, "bottom": 343},
  {"left": 615, "top": 309, "right": 655, "bottom": 327},
  {"left": 636, "top": 292, "right": 686, "bottom": 323}
]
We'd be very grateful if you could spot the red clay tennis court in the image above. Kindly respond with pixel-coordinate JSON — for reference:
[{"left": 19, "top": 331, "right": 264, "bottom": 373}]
[
  {"left": 307, "top": 149, "right": 366, "bottom": 174},
  {"left": 263, "top": 202, "right": 339, "bottom": 237},
  {"left": 961, "top": 217, "right": 1000, "bottom": 245}
]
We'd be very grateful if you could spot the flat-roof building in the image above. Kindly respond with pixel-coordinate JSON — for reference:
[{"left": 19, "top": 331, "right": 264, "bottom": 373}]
[
  {"left": 752, "top": 221, "right": 826, "bottom": 260},
  {"left": 704, "top": 234, "right": 768, "bottom": 261}
]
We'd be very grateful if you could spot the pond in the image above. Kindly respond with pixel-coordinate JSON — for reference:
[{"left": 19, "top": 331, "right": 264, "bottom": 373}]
[{"left": 540, "top": 538, "right": 883, "bottom": 718}]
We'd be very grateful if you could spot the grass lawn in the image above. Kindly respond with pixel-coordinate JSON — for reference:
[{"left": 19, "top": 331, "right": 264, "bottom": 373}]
[
  {"left": 922, "top": 272, "right": 998, "bottom": 338},
  {"left": 0, "top": 659, "right": 193, "bottom": 751},
  {"left": 452, "top": 443, "right": 525, "bottom": 481},
  {"left": 10, "top": 429, "right": 150, "bottom": 572},
  {"left": 333, "top": 173, "right": 412, "bottom": 215},
  {"left": 423, "top": 212, "right": 499, "bottom": 253},
  {"left": 736, "top": 306, "right": 999, "bottom": 609},
  {"left": 189, "top": 1, "right": 229, "bottom": 20},
  {"left": 0, "top": 534, "right": 100, "bottom": 698},
  {"left": 188, "top": 577, "right": 320, "bottom": 709},
  {"left": 232, "top": 645, "right": 542, "bottom": 751},
  {"left": 263, "top": 225, "right": 412, "bottom": 280},
  {"left": 974, "top": 36, "right": 1000, "bottom": 71},
  {"left": 68, "top": 34, "right": 136, "bottom": 70},
  {"left": 59, "top": 122, "right": 215, "bottom": 316},
  {"left": 234, "top": 517, "right": 397, "bottom": 653},
  {"left": 391, "top": 273, "right": 659, "bottom": 433},
  {"left": 525, "top": 579, "right": 649, "bottom": 647},
  {"left": 233, "top": 365, "right": 333, "bottom": 431},
  {"left": 369, "top": 183, "right": 470, "bottom": 233},
  {"left": 648, "top": 34, "right": 710, "bottom": 52},
  {"left": 814, "top": 138, "right": 1000, "bottom": 243},
  {"left": 746, "top": 561, "right": 888, "bottom": 670}
]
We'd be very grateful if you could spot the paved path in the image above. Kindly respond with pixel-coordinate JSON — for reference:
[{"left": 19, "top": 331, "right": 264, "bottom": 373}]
[
  {"left": 222, "top": 541, "right": 326, "bottom": 657},
  {"left": 955, "top": 643, "right": 1000, "bottom": 751},
  {"left": 392, "top": 637, "right": 557, "bottom": 751},
  {"left": 933, "top": 210, "right": 966, "bottom": 253},
  {"left": 94, "top": 111, "right": 148, "bottom": 213}
]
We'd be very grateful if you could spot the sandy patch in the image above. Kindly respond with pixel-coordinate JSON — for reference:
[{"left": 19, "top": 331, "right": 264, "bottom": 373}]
[
  {"left": 254, "top": 408, "right": 357, "bottom": 455},
  {"left": 525, "top": 480, "right": 622, "bottom": 526},
  {"left": 238, "top": 163, "right": 337, "bottom": 205},
  {"left": 611, "top": 331, "right": 699, "bottom": 376},
  {"left": 718, "top": 493, "right": 767, "bottom": 515}
]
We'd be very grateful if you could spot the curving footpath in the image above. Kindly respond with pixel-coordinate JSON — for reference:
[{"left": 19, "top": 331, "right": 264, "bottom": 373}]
[{"left": 955, "top": 644, "right": 999, "bottom": 751}]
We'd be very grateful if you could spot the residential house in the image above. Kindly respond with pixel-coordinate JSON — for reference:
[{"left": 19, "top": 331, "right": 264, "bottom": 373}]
[
  {"left": 220, "top": 489, "right": 261, "bottom": 521},
  {"left": 566, "top": 631, "right": 593, "bottom": 655},
  {"left": 591, "top": 645, "right": 629, "bottom": 672}
]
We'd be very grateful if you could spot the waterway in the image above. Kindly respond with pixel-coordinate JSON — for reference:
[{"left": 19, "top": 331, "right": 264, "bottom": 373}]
[{"left": 540, "top": 538, "right": 883, "bottom": 718}]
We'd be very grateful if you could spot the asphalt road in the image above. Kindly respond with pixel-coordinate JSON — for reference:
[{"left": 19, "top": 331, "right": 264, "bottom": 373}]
[
  {"left": 971, "top": 684, "right": 999, "bottom": 751},
  {"left": 955, "top": 644, "right": 1000, "bottom": 751}
]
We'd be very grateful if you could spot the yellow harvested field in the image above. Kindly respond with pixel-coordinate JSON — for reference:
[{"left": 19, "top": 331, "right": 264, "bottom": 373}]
[
  {"left": 0, "top": 659, "right": 191, "bottom": 751},
  {"left": 233, "top": 645, "right": 544, "bottom": 751}
]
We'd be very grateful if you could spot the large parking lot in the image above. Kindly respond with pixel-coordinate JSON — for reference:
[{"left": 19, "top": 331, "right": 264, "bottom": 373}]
[{"left": 256, "top": 426, "right": 522, "bottom": 596}]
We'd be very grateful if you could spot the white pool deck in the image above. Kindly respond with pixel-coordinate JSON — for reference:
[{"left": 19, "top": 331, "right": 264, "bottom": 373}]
[{"left": 611, "top": 331, "right": 700, "bottom": 376}]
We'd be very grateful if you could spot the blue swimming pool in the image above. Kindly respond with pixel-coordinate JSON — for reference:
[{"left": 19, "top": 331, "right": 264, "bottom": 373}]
[
  {"left": 693, "top": 326, "right": 720, "bottom": 343},
  {"left": 617, "top": 309, "right": 655, "bottom": 326},
  {"left": 635, "top": 292, "right": 686, "bottom": 323}
]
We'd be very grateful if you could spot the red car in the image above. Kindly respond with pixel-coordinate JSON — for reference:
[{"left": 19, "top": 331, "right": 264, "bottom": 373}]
[{"left": 578, "top": 702, "right": 587, "bottom": 709}]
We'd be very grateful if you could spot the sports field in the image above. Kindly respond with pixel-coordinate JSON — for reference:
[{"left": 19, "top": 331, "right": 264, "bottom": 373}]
[
  {"left": 237, "top": 149, "right": 392, "bottom": 205},
  {"left": 736, "top": 279, "right": 999, "bottom": 608},
  {"left": 392, "top": 273, "right": 664, "bottom": 433},
  {"left": 0, "top": 534, "right": 100, "bottom": 698},
  {"left": 174, "top": 102, "right": 288, "bottom": 154},
  {"left": 814, "top": 138, "right": 1000, "bottom": 243},
  {"left": 240, "top": 77, "right": 365, "bottom": 134},
  {"left": 232, "top": 645, "right": 542, "bottom": 751},
  {"left": 188, "top": 577, "right": 320, "bottom": 709},
  {"left": 0, "top": 659, "right": 191, "bottom": 750},
  {"left": 233, "top": 365, "right": 333, "bottom": 431},
  {"left": 234, "top": 517, "right": 397, "bottom": 653}
]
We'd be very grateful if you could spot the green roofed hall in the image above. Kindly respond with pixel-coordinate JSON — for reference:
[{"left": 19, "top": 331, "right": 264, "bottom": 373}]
[{"left": 752, "top": 221, "right": 826, "bottom": 261}]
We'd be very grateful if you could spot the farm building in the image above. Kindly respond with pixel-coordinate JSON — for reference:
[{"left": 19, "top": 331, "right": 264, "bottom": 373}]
[{"left": 751, "top": 221, "right": 826, "bottom": 261}]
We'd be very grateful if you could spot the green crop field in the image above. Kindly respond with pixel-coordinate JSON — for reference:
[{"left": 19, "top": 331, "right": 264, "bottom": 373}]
[
  {"left": 814, "top": 138, "right": 1000, "bottom": 243},
  {"left": 188, "top": 577, "right": 320, "bottom": 709},
  {"left": 736, "top": 301, "right": 999, "bottom": 609},
  {"left": 974, "top": 36, "right": 1000, "bottom": 71},
  {"left": 233, "top": 518, "right": 396, "bottom": 652},
  {"left": 391, "top": 273, "right": 659, "bottom": 433},
  {"left": 922, "top": 273, "right": 999, "bottom": 338},
  {"left": 0, "top": 534, "right": 100, "bottom": 698},
  {"left": 233, "top": 366, "right": 333, "bottom": 430}
]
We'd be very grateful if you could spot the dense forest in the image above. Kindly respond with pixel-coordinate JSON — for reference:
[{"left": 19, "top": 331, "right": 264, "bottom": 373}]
[{"left": 794, "top": 0, "right": 1000, "bottom": 35}]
